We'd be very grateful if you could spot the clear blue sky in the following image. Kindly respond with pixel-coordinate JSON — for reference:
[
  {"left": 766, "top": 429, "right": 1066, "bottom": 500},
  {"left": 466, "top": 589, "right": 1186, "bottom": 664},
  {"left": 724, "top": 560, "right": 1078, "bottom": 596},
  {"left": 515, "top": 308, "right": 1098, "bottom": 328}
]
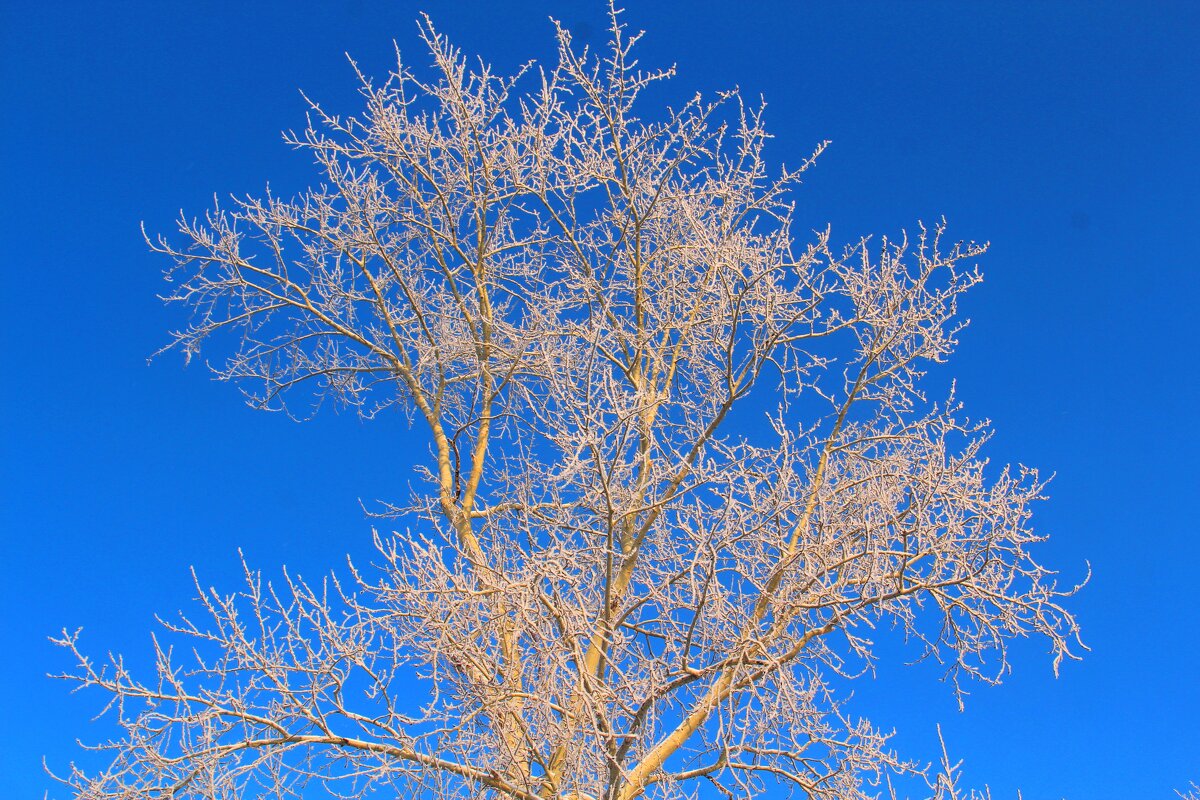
[{"left": 2, "top": 2, "right": 1196, "bottom": 797}]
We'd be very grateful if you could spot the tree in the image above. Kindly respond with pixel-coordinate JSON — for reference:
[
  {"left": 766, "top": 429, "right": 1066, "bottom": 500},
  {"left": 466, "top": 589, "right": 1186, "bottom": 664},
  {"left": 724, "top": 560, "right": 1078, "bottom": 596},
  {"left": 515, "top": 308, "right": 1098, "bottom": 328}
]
[{"left": 53, "top": 10, "right": 1085, "bottom": 800}]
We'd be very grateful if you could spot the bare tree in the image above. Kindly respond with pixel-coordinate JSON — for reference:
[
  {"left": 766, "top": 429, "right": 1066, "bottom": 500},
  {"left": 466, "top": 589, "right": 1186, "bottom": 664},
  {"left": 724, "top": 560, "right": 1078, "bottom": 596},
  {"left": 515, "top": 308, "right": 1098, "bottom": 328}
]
[{"left": 53, "top": 10, "right": 1085, "bottom": 800}]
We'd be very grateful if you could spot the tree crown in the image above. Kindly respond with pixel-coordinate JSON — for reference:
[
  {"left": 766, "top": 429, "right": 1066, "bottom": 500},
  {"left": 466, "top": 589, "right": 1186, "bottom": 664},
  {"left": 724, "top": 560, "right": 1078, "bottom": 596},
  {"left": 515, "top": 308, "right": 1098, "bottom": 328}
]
[{"left": 55, "top": 10, "right": 1084, "bottom": 800}]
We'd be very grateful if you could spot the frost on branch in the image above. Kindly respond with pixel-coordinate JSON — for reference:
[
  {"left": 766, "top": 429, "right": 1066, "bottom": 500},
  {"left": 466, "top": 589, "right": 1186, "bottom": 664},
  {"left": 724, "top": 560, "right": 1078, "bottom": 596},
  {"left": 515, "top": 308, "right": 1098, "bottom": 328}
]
[{"left": 55, "top": 8, "right": 1084, "bottom": 800}]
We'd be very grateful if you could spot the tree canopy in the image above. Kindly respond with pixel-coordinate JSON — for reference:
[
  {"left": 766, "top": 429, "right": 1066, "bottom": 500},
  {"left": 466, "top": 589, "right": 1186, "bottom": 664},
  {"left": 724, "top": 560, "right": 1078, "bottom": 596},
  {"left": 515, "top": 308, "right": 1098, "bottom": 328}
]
[{"left": 54, "top": 10, "right": 1084, "bottom": 800}]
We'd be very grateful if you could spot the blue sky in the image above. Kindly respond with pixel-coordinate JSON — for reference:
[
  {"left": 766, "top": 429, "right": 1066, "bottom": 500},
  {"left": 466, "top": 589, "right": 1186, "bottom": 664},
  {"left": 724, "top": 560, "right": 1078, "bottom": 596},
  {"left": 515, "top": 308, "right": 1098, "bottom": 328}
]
[{"left": 1, "top": 1, "right": 1196, "bottom": 797}]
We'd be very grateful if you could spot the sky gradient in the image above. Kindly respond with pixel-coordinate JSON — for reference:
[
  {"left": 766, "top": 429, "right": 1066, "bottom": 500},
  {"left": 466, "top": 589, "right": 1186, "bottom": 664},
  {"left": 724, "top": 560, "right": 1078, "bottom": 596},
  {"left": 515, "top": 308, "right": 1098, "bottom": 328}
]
[{"left": 2, "top": 1, "right": 1197, "bottom": 797}]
